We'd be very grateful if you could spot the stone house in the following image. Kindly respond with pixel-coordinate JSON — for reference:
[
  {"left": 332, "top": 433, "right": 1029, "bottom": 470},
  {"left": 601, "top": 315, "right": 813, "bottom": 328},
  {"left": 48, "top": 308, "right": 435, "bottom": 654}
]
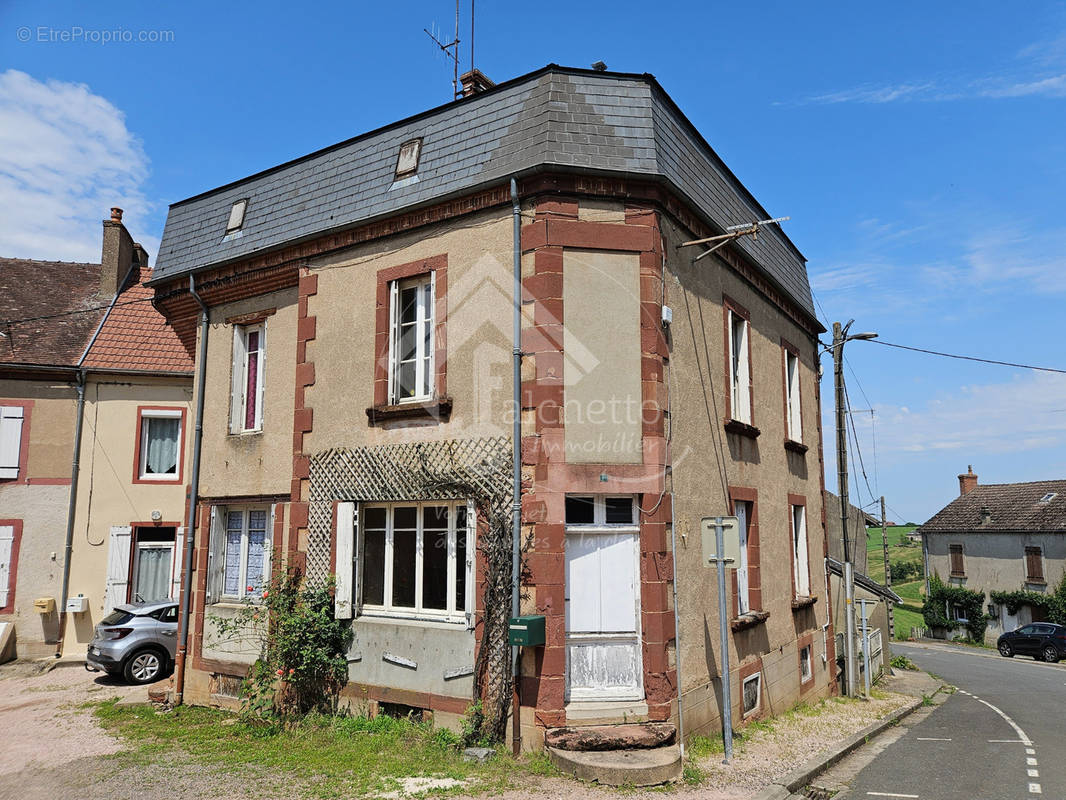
[
  {"left": 921, "top": 466, "right": 1066, "bottom": 641},
  {"left": 0, "top": 209, "right": 192, "bottom": 661},
  {"left": 150, "top": 64, "right": 834, "bottom": 754}
]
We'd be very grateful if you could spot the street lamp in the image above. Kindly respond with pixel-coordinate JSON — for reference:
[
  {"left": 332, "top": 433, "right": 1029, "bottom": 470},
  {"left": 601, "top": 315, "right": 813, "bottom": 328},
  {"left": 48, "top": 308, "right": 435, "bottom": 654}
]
[{"left": 832, "top": 320, "right": 876, "bottom": 697}]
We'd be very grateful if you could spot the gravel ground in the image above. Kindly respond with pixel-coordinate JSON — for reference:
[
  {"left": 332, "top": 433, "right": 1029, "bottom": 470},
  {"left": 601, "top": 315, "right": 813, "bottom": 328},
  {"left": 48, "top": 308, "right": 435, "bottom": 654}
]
[{"left": 0, "top": 661, "right": 914, "bottom": 800}]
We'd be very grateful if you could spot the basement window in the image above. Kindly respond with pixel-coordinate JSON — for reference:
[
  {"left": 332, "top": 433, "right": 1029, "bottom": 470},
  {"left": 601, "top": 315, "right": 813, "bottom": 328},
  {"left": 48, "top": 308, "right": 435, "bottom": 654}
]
[
  {"left": 742, "top": 673, "right": 762, "bottom": 716},
  {"left": 226, "top": 199, "right": 248, "bottom": 233}
]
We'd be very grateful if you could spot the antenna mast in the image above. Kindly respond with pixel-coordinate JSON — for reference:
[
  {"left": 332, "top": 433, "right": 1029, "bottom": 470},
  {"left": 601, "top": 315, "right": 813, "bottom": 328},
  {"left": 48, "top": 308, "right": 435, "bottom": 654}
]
[{"left": 424, "top": 0, "right": 462, "bottom": 99}]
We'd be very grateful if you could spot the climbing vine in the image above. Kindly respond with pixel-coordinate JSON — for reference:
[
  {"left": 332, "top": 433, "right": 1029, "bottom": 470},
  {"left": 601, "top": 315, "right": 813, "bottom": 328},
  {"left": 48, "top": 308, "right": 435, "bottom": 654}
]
[
  {"left": 922, "top": 574, "right": 988, "bottom": 643},
  {"left": 990, "top": 575, "right": 1066, "bottom": 625}
]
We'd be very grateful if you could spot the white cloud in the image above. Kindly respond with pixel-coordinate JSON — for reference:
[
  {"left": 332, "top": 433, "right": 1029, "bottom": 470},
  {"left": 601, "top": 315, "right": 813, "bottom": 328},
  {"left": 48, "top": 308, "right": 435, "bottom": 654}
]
[
  {"left": 0, "top": 70, "right": 156, "bottom": 263},
  {"left": 978, "top": 73, "right": 1066, "bottom": 98},
  {"left": 803, "top": 82, "right": 935, "bottom": 105}
]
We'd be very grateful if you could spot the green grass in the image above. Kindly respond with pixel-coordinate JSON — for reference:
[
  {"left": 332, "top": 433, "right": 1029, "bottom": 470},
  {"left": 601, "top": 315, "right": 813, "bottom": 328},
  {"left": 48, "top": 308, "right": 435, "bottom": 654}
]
[{"left": 93, "top": 701, "right": 537, "bottom": 799}]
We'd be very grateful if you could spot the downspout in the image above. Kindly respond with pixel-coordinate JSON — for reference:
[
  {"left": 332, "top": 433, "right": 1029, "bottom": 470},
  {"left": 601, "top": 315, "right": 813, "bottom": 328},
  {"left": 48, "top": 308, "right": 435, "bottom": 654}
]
[
  {"left": 56, "top": 261, "right": 138, "bottom": 657},
  {"left": 510, "top": 177, "right": 523, "bottom": 755},
  {"left": 174, "top": 274, "right": 209, "bottom": 704}
]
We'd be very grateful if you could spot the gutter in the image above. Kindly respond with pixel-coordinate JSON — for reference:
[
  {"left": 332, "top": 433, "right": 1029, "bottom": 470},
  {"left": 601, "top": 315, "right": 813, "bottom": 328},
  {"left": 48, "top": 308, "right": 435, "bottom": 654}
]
[
  {"left": 173, "top": 274, "right": 209, "bottom": 704},
  {"left": 509, "top": 177, "right": 522, "bottom": 754},
  {"left": 55, "top": 261, "right": 138, "bottom": 658}
]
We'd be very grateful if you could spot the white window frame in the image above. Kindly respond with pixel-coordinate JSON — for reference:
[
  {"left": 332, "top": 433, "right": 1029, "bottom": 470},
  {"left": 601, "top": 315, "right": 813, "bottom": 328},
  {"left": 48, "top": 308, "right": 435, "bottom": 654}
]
[
  {"left": 359, "top": 500, "right": 471, "bottom": 624},
  {"left": 564, "top": 495, "right": 639, "bottom": 529},
  {"left": 221, "top": 507, "right": 271, "bottom": 601},
  {"left": 230, "top": 323, "right": 265, "bottom": 433},
  {"left": 785, "top": 348, "right": 802, "bottom": 442},
  {"left": 742, "top": 672, "right": 762, "bottom": 717},
  {"left": 791, "top": 504, "right": 810, "bottom": 597},
  {"left": 138, "top": 408, "right": 183, "bottom": 481},
  {"left": 0, "top": 405, "right": 25, "bottom": 480},
  {"left": 728, "top": 309, "right": 751, "bottom": 424},
  {"left": 387, "top": 274, "right": 435, "bottom": 405},
  {"left": 800, "top": 644, "right": 813, "bottom": 683},
  {"left": 735, "top": 500, "right": 752, "bottom": 615}
]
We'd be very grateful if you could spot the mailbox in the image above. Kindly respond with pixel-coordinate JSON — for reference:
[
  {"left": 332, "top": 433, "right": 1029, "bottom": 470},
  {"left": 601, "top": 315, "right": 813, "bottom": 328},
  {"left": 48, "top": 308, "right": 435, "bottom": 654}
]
[
  {"left": 508, "top": 615, "right": 545, "bottom": 647},
  {"left": 34, "top": 597, "right": 56, "bottom": 614},
  {"left": 66, "top": 595, "right": 89, "bottom": 613}
]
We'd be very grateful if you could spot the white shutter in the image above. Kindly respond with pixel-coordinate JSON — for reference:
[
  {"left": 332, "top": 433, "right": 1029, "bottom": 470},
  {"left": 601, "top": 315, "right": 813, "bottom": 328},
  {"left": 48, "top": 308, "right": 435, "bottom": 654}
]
[
  {"left": 465, "top": 499, "right": 475, "bottom": 628},
  {"left": 206, "top": 507, "right": 226, "bottom": 603},
  {"left": 104, "top": 526, "right": 133, "bottom": 613},
  {"left": 0, "top": 407, "right": 25, "bottom": 479},
  {"left": 335, "top": 502, "right": 355, "bottom": 619},
  {"left": 386, "top": 280, "right": 399, "bottom": 403},
  {"left": 230, "top": 329, "right": 247, "bottom": 434},
  {"left": 255, "top": 324, "right": 267, "bottom": 429},
  {"left": 0, "top": 525, "right": 13, "bottom": 608},
  {"left": 171, "top": 527, "right": 185, "bottom": 601}
]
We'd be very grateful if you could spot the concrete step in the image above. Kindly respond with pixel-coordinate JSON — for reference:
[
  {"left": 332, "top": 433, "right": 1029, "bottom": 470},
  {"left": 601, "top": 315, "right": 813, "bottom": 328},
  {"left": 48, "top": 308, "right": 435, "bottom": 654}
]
[
  {"left": 545, "top": 722, "right": 676, "bottom": 751},
  {"left": 547, "top": 744, "right": 681, "bottom": 786}
]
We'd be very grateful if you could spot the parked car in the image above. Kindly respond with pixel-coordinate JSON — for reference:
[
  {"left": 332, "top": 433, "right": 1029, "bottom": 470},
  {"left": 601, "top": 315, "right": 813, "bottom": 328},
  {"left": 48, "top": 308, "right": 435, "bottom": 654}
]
[
  {"left": 86, "top": 600, "right": 178, "bottom": 684},
  {"left": 997, "top": 622, "right": 1066, "bottom": 663}
]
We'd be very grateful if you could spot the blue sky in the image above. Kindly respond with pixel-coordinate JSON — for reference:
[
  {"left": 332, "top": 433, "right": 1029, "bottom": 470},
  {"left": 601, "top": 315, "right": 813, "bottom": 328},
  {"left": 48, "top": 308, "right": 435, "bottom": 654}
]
[{"left": 2, "top": 1, "right": 1064, "bottom": 522}]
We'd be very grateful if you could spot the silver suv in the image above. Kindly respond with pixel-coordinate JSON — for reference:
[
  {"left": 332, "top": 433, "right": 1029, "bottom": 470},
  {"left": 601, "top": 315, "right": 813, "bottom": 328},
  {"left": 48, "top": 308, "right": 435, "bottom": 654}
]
[{"left": 86, "top": 600, "right": 178, "bottom": 684}]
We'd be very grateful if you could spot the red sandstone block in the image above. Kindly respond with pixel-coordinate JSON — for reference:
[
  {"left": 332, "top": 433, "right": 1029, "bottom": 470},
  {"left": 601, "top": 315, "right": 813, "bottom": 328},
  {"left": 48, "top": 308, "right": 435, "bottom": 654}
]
[
  {"left": 537, "top": 198, "right": 579, "bottom": 219},
  {"left": 522, "top": 272, "right": 563, "bottom": 303},
  {"left": 536, "top": 585, "right": 564, "bottom": 615},
  {"left": 536, "top": 675, "right": 565, "bottom": 710},
  {"left": 640, "top": 355, "right": 663, "bottom": 382},
  {"left": 295, "top": 361, "right": 315, "bottom": 388},
  {"left": 297, "top": 316, "right": 317, "bottom": 342},
  {"left": 544, "top": 613, "right": 566, "bottom": 646},
  {"left": 521, "top": 436, "right": 542, "bottom": 466},
  {"left": 539, "top": 645, "right": 566, "bottom": 677},
  {"left": 521, "top": 221, "right": 547, "bottom": 252},
  {"left": 293, "top": 407, "right": 313, "bottom": 433},
  {"left": 536, "top": 351, "right": 564, "bottom": 383},
  {"left": 535, "top": 709, "right": 566, "bottom": 728},
  {"left": 534, "top": 247, "right": 564, "bottom": 275},
  {"left": 526, "top": 552, "right": 564, "bottom": 585},
  {"left": 521, "top": 324, "right": 564, "bottom": 355},
  {"left": 533, "top": 523, "right": 564, "bottom": 552},
  {"left": 299, "top": 273, "right": 318, "bottom": 297},
  {"left": 640, "top": 580, "right": 670, "bottom": 614},
  {"left": 290, "top": 503, "right": 309, "bottom": 528},
  {"left": 533, "top": 297, "right": 563, "bottom": 326},
  {"left": 521, "top": 495, "right": 547, "bottom": 524},
  {"left": 292, "top": 455, "right": 310, "bottom": 480},
  {"left": 640, "top": 522, "right": 667, "bottom": 553},
  {"left": 642, "top": 641, "right": 669, "bottom": 673}
]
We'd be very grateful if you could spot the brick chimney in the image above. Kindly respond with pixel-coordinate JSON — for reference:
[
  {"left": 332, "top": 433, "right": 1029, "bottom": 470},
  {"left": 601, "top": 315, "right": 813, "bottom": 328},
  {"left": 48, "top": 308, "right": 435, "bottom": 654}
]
[
  {"left": 459, "top": 69, "right": 494, "bottom": 97},
  {"left": 958, "top": 465, "right": 978, "bottom": 496},
  {"left": 100, "top": 207, "right": 140, "bottom": 297}
]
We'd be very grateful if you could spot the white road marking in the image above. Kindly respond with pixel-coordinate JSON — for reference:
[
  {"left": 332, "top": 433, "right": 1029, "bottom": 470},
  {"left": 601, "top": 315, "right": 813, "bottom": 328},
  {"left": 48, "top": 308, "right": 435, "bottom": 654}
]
[
  {"left": 1029, "top": 783, "right": 1042, "bottom": 794},
  {"left": 957, "top": 689, "right": 1034, "bottom": 746},
  {"left": 866, "top": 793, "right": 920, "bottom": 799},
  {"left": 1028, "top": 758, "right": 1038, "bottom": 766},
  {"left": 989, "top": 739, "right": 1025, "bottom": 743},
  {"left": 1027, "top": 748, "right": 1036, "bottom": 755},
  {"left": 1028, "top": 769, "right": 1039, "bottom": 777},
  {"left": 916, "top": 737, "right": 951, "bottom": 741}
]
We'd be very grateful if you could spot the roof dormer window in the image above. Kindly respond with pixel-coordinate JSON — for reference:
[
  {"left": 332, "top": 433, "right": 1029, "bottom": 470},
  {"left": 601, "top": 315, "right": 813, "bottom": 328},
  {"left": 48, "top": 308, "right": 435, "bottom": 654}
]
[
  {"left": 395, "top": 138, "right": 422, "bottom": 179},
  {"left": 226, "top": 199, "right": 248, "bottom": 233}
]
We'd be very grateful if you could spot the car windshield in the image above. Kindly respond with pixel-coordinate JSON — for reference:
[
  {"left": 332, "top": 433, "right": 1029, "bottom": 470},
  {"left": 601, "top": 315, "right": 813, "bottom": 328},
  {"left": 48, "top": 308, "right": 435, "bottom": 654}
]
[{"left": 100, "top": 610, "right": 135, "bottom": 626}]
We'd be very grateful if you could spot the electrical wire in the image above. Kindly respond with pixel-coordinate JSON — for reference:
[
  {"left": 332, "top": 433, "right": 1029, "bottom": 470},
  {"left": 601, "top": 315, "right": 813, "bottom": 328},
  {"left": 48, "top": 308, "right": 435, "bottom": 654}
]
[{"left": 863, "top": 338, "right": 1066, "bottom": 375}]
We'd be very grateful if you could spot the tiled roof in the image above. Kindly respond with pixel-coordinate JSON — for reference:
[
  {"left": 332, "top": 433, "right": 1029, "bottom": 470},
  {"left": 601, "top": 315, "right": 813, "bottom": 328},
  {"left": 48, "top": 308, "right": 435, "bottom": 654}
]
[
  {"left": 920, "top": 480, "right": 1066, "bottom": 533},
  {"left": 82, "top": 266, "right": 193, "bottom": 373},
  {"left": 0, "top": 257, "right": 106, "bottom": 366},
  {"left": 154, "top": 65, "right": 816, "bottom": 321}
]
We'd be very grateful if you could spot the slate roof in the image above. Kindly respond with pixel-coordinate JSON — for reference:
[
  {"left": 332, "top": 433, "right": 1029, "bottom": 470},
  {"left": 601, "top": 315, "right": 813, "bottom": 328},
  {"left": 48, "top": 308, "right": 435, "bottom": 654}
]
[
  {"left": 0, "top": 257, "right": 106, "bottom": 366},
  {"left": 920, "top": 480, "right": 1066, "bottom": 533},
  {"left": 154, "top": 65, "right": 816, "bottom": 321},
  {"left": 0, "top": 258, "right": 192, "bottom": 373},
  {"left": 826, "top": 557, "right": 903, "bottom": 604},
  {"left": 83, "top": 266, "right": 193, "bottom": 374}
]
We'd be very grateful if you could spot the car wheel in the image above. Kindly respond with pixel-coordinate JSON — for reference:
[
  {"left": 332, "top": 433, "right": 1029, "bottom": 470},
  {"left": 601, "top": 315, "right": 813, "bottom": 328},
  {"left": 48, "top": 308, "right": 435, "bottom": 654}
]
[
  {"left": 998, "top": 642, "right": 1013, "bottom": 658},
  {"left": 123, "top": 649, "right": 165, "bottom": 684},
  {"left": 1043, "top": 645, "right": 1060, "bottom": 664}
]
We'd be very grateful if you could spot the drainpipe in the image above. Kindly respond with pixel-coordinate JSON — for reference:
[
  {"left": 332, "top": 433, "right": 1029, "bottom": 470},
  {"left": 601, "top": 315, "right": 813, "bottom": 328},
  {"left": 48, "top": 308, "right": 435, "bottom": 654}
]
[
  {"left": 174, "top": 275, "right": 209, "bottom": 704},
  {"left": 54, "top": 370, "right": 86, "bottom": 656},
  {"left": 510, "top": 177, "right": 523, "bottom": 755},
  {"left": 56, "top": 260, "right": 138, "bottom": 658}
]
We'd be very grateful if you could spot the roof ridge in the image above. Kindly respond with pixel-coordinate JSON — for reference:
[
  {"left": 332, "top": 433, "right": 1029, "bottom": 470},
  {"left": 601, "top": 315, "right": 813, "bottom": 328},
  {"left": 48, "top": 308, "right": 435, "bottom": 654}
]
[{"left": 0, "top": 256, "right": 100, "bottom": 268}]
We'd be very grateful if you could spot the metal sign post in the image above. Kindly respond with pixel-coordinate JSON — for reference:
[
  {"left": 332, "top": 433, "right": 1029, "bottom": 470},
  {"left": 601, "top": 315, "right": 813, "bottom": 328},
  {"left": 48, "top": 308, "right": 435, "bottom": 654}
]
[
  {"left": 857, "top": 599, "right": 876, "bottom": 698},
  {"left": 702, "top": 515, "right": 738, "bottom": 763}
]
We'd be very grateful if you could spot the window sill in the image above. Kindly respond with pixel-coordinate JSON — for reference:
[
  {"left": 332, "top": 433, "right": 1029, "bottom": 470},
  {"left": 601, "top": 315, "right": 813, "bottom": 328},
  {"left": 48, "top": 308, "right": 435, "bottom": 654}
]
[
  {"left": 784, "top": 439, "right": 808, "bottom": 455},
  {"left": 724, "top": 419, "right": 761, "bottom": 439},
  {"left": 791, "top": 595, "right": 818, "bottom": 611},
  {"left": 366, "top": 396, "right": 453, "bottom": 425},
  {"left": 730, "top": 610, "right": 770, "bottom": 632},
  {"left": 1025, "top": 580, "right": 1047, "bottom": 587},
  {"left": 209, "top": 600, "right": 263, "bottom": 610},
  {"left": 949, "top": 573, "right": 966, "bottom": 579},
  {"left": 356, "top": 610, "right": 469, "bottom": 629}
]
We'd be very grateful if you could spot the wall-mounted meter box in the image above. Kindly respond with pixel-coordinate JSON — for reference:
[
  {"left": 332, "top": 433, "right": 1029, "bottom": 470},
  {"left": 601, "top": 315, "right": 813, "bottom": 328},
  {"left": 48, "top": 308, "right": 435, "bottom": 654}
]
[
  {"left": 34, "top": 597, "right": 56, "bottom": 614},
  {"left": 66, "top": 596, "right": 89, "bottom": 613}
]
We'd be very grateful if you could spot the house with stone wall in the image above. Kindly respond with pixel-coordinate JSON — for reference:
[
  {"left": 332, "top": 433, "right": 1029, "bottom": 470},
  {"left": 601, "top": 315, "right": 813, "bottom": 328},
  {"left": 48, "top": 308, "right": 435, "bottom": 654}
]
[{"left": 150, "top": 64, "right": 835, "bottom": 767}]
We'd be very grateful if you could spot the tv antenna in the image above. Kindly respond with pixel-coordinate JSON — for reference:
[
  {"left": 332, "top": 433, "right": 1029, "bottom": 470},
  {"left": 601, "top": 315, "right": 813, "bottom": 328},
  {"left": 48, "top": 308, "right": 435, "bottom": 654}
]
[
  {"left": 678, "top": 216, "right": 791, "bottom": 262},
  {"left": 425, "top": 0, "right": 475, "bottom": 99}
]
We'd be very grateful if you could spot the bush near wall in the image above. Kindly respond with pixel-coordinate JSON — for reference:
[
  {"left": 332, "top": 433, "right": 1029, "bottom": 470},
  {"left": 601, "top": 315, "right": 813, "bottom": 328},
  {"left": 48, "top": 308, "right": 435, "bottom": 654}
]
[
  {"left": 922, "top": 575, "right": 988, "bottom": 643},
  {"left": 990, "top": 576, "right": 1066, "bottom": 626}
]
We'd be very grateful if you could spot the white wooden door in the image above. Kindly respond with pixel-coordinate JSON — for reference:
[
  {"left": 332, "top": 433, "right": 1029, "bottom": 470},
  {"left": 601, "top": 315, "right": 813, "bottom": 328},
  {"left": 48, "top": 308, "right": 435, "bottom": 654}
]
[
  {"left": 104, "top": 526, "right": 132, "bottom": 613},
  {"left": 565, "top": 530, "right": 643, "bottom": 701}
]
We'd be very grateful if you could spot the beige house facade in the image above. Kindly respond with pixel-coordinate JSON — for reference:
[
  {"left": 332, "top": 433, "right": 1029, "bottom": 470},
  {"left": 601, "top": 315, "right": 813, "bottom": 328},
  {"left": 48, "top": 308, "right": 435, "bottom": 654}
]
[{"left": 152, "top": 65, "right": 835, "bottom": 750}]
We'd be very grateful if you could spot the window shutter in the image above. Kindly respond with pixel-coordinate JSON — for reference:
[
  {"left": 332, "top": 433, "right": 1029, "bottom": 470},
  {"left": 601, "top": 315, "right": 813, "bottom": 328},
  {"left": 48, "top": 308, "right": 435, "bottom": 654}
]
[
  {"left": 0, "top": 406, "right": 25, "bottom": 479},
  {"left": 0, "top": 525, "right": 13, "bottom": 608},
  {"left": 335, "top": 502, "right": 355, "bottom": 619},
  {"left": 387, "top": 280, "right": 399, "bottom": 404},
  {"left": 104, "top": 526, "right": 132, "bottom": 613},
  {"left": 1026, "top": 547, "right": 1043, "bottom": 581},
  {"left": 207, "top": 507, "right": 226, "bottom": 603},
  {"left": 255, "top": 325, "right": 267, "bottom": 429},
  {"left": 230, "top": 329, "right": 247, "bottom": 434},
  {"left": 465, "top": 498, "right": 475, "bottom": 628},
  {"left": 949, "top": 544, "right": 964, "bottom": 576},
  {"left": 171, "top": 527, "right": 184, "bottom": 601}
]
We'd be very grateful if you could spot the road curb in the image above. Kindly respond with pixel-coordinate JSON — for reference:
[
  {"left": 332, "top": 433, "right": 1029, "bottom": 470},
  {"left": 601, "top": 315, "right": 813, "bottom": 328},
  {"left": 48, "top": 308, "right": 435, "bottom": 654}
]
[{"left": 749, "top": 690, "right": 938, "bottom": 800}]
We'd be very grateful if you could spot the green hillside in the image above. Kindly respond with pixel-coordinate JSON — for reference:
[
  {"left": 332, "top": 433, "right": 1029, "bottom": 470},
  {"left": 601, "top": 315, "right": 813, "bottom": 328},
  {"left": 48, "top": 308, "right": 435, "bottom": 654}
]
[{"left": 865, "top": 525, "right": 925, "bottom": 640}]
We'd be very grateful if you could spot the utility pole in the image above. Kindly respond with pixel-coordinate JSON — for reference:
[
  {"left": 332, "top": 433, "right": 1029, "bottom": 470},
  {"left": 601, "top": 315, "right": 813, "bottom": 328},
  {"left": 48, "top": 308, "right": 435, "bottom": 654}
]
[
  {"left": 881, "top": 496, "right": 893, "bottom": 641},
  {"left": 832, "top": 320, "right": 877, "bottom": 697}
]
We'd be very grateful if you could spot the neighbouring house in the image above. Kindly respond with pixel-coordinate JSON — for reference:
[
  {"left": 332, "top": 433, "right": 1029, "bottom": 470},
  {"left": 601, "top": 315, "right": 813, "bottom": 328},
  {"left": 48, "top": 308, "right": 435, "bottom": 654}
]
[
  {"left": 0, "top": 208, "right": 193, "bottom": 661},
  {"left": 150, "top": 64, "right": 834, "bottom": 758},
  {"left": 920, "top": 466, "right": 1066, "bottom": 643},
  {"left": 824, "top": 491, "right": 898, "bottom": 684}
]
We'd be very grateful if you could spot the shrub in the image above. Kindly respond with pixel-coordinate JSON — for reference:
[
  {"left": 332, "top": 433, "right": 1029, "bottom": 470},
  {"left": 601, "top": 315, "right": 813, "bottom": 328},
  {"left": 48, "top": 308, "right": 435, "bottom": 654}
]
[
  {"left": 890, "top": 654, "right": 918, "bottom": 671},
  {"left": 922, "top": 574, "right": 988, "bottom": 643}
]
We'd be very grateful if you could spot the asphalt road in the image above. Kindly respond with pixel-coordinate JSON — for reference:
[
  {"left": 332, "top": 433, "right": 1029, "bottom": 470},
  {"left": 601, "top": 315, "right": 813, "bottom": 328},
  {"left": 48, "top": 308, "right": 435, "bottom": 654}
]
[{"left": 836, "top": 641, "right": 1066, "bottom": 800}]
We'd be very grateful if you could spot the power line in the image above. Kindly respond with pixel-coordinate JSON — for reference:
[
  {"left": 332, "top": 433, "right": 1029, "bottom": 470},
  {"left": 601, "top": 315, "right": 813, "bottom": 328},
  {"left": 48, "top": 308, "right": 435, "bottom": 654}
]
[{"left": 864, "top": 338, "right": 1066, "bottom": 375}]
